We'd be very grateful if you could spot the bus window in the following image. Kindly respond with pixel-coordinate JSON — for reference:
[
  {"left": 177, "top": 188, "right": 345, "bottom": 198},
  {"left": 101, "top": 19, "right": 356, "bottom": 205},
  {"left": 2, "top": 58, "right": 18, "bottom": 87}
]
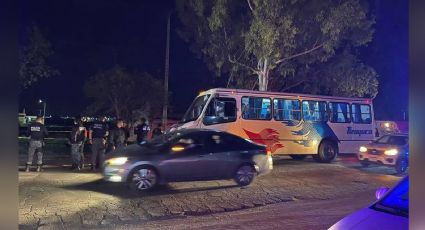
[
  {"left": 329, "top": 102, "right": 350, "bottom": 123},
  {"left": 241, "top": 97, "right": 272, "bottom": 120},
  {"left": 351, "top": 104, "right": 372, "bottom": 124},
  {"left": 273, "top": 99, "right": 301, "bottom": 121},
  {"left": 302, "top": 100, "right": 327, "bottom": 122},
  {"left": 203, "top": 97, "right": 237, "bottom": 125}
]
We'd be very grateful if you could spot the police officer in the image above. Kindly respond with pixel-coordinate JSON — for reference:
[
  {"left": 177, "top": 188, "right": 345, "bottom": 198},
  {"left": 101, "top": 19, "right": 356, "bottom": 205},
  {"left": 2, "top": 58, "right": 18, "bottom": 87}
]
[
  {"left": 135, "top": 118, "right": 150, "bottom": 143},
  {"left": 108, "top": 119, "right": 127, "bottom": 151},
  {"left": 69, "top": 119, "right": 86, "bottom": 171},
  {"left": 25, "top": 116, "right": 48, "bottom": 172},
  {"left": 88, "top": 116, "right": 109, "bottom": 171}
]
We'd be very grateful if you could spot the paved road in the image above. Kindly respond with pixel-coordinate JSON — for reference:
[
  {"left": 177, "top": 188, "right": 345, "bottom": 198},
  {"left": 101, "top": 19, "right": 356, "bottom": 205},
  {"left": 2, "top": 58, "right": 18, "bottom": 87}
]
[{"left": 19, "top": 154, "right": 403, "bottom": 229}]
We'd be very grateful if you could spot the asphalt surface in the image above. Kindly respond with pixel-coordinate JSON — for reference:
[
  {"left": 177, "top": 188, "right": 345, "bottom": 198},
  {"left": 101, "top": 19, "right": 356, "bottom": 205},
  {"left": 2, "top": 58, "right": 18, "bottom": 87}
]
[{"left": 19, "top": 151, "right": 404, "bottom": 230}]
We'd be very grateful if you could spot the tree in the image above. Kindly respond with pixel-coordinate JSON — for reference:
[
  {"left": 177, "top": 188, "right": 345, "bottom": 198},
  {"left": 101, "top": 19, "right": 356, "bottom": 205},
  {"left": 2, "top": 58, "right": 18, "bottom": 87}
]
[
  {"left": 84, "top": 66, "right": 163, "bottom": 120},
  {"left": 19, "top": 24, "right": 59, "bottom": 88},
  {"left": 177, "top": 0, "right": 378, "bottom": 97}
]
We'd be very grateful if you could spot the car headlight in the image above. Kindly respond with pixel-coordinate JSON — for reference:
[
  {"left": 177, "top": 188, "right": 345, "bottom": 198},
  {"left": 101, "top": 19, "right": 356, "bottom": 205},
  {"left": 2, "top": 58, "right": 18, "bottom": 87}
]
[
  {"left": 107, "top": 157, "right": 128, "bottom": 165},
  {"left": 359, "top": 146, "right": 368, "bottom": 153},
  {"left": 384, "top": 149, "right": 398, "bottom": 156}
]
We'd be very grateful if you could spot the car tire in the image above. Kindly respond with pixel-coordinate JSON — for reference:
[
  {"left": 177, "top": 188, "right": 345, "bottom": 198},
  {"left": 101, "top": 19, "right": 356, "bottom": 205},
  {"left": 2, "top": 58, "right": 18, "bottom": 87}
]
[
  {"left": 234, "top": 165, "right": 256, "bottom": 187},
  {"left": 289, "top": 155, "right": 307, "bottom": 160},
  {"left": 313, "top": 140, "right": 338, "bottom": 163},
  {"left": 127, "top": 166, "right": 158, "bottom": 192},
  {"left": 360, "top": 160, "right": 370, "bottom": 167},
  {"left": 395, "top": 157, "right": 408, "bottom": 174}
]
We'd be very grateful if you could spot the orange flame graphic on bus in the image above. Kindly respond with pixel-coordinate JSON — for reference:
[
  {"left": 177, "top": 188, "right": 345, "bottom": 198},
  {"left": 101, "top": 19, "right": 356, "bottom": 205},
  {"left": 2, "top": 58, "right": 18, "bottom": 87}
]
[{"left": 243, "top": 128, "right": 284, "bottom": 153}]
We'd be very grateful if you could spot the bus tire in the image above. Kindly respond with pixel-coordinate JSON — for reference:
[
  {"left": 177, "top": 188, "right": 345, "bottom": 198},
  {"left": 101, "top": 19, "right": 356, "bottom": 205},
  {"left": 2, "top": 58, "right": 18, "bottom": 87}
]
[
  {"left": 313, "top": 140, "right": 338, "bottom": 163},
  {"left": 289, "top": 155, "right": 307, "bottom": 160}
]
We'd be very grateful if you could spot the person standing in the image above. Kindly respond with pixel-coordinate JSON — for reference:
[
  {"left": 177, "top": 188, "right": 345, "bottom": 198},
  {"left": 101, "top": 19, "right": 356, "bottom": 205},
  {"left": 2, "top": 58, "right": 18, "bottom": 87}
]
[
  {"left": 25, "top": 116, "right": 48, "bottom": 172},
  {"left": 152, "top": 123, "right": 163, "bottom": 138},
  {"left": 69, "top": 119, "right": 86, "bottom": 171},
  {"left": 135, "top": 118, "right": 150, "bottom": 143},
  {"left": 108, "top": 119, "right": 127, "bottom": 152},
  {"left": 88, "top": 116, "right": 108, "bottom": 171}
]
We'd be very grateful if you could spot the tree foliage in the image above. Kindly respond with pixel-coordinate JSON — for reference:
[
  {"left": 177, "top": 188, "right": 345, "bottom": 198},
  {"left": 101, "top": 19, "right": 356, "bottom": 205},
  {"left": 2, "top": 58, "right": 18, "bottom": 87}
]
[
  {"left": 177, "top": 0, "right": 378, "bottom": 97},
  {"left": 84, "top": 66, "right": 164, "bottom": 120},
  {"left": 19, "top": 24, "right": 59, "bottom": 89}
]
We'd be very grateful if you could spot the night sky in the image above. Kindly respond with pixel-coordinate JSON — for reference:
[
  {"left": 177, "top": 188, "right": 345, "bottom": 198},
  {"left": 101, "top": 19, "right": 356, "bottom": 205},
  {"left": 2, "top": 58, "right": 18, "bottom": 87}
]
[{"left": 18, "top": 0, "right": 407, "bottom": 121}]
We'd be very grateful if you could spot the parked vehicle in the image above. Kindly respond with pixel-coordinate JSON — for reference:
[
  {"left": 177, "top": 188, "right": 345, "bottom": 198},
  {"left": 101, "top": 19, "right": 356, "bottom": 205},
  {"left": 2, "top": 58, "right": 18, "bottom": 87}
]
[
  {"left": 358, "top": 134, "right": 408, "bottom": 173},
  {"left": 172, "top": 88, "right": 376, "bottom": 163},
  {"left": 102, "top": 129, "right": 273, "bottom": 191},
  {"left": 329, "top": 176, "right": 408, "bottom": 230}
]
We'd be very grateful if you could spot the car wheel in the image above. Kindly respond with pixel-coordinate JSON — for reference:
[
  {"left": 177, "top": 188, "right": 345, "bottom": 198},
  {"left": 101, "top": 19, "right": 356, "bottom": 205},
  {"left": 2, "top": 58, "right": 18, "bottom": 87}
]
[
  {"left": 234, "top": 165, "right": 256, "bottom": 186},
  {"left": 128, "top": 166, "right": 158, "bottom": 192},
  {"left": 289, "top": 155, "right": 307, "bottom": 160},
  {"left": 360, "top": 160, "right": 370, "bottom": 167},
  {"left": 395, "top": 157, "right": 408, "bottom": 174},
  {"left": 313, "top": 140, "right": 338, "bottom": 163}
]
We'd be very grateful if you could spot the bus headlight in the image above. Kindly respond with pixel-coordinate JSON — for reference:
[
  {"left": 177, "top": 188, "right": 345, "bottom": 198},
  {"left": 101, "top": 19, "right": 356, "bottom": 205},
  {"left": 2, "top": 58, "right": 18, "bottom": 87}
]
[
  {"left": 359, "top": 146, "right": 368, "bottom": 153},
  {"left": 384, "top": 149, "right": 398, "bottom": 156},
  {"left": 107, "top": 157, "right": 128, "bottom": 166}
]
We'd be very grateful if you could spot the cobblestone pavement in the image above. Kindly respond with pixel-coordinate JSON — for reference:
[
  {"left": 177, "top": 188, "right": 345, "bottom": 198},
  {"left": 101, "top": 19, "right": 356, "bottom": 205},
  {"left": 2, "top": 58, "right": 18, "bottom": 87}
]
[{"left": 19, "top": 155, "right": 403, "bottom": 229}]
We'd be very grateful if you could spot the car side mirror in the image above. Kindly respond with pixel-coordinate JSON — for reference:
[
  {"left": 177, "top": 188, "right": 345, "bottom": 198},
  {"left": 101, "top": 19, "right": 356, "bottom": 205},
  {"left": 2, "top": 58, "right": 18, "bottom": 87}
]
[{"left": 375, "top": 186, "right": 389, "bottom": 200}]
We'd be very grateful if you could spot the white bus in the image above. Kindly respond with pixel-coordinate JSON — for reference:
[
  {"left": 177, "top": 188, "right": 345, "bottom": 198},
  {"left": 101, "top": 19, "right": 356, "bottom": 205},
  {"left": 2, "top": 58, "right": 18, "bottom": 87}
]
[{"left": 173, "top": 88, "right": 375, "bottom": 163}]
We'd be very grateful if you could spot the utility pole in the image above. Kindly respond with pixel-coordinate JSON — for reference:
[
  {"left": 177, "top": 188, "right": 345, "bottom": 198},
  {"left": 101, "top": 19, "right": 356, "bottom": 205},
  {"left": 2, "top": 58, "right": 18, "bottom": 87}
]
[{"left": 162, "top": 12, "right": 171, "bottom": 129}]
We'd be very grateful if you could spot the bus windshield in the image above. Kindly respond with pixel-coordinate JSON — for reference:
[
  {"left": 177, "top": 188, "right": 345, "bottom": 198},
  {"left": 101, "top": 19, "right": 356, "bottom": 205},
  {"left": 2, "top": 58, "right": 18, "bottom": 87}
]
[{"left": 181, "top": 94, "right": 210, "bottom": 123}]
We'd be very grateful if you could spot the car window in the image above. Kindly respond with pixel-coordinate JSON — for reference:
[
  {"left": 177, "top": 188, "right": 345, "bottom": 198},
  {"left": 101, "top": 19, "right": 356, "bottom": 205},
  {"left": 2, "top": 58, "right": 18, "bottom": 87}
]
[
  {"left": 388, "top": 136, "right": 408, "bottom": 145},
  {"left": 205, "top": 133, "right": 246, "bottom": 152},
  {"left": 171, "top": 134, "right": 205, "bottom": 154},
  {"left": 375, "top": 135, "right": 391, "bottom": 144}
]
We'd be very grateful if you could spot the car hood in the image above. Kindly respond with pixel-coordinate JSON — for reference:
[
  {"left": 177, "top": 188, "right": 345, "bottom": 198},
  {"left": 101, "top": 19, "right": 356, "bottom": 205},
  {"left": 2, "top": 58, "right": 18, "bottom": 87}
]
[{"left": 328, "top": 207, "right": 408, "bottom": 230}]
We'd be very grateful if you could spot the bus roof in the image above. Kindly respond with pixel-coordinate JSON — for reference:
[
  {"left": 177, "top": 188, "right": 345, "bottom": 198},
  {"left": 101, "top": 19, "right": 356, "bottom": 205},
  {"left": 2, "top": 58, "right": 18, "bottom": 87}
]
[{"left": 199, "top": 88, "right": 372, "bottom": 104}]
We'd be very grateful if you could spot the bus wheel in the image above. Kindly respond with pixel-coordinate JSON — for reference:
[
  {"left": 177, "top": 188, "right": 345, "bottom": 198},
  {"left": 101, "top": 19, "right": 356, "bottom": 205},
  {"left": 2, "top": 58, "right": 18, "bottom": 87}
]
[
  {"left": 313, "top": 140, "right": 338, "bottom": 163},
  {"left": 289, "top": 155, "right": 307, "bottom": 160}
]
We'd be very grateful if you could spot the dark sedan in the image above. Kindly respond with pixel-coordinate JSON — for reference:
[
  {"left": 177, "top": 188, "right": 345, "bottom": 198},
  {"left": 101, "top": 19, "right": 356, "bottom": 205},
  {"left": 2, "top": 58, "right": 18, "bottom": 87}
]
[{"left": 102, "top": 129, "right": 273, "bottom": 191}]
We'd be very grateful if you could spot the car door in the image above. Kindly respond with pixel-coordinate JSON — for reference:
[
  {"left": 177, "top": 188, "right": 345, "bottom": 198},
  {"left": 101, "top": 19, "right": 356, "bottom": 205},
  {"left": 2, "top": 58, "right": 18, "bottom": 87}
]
[
  {"left": 160, "top": 133, "right": 210, "bottom": 181},
  {"left": 204, "top": 132, "right": 248, "bottom": 179}
]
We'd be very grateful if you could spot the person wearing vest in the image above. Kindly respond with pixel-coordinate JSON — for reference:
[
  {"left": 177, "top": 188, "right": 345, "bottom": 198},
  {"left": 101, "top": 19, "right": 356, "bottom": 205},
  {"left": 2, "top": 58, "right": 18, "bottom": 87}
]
[
  {"left": 69, "top": 119, "right": 87, "bottom": 171},
  {"left": 25, "top": 116, "right": 48, "bottom": 172},
  {"left": 88, "top": 116, "right": 109, "bottom": 171}
]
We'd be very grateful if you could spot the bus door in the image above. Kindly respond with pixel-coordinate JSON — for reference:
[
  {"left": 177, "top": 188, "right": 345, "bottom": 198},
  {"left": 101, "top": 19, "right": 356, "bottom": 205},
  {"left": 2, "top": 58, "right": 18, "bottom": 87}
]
[
  {"left": 350, "top": 103, "right": 375, "bottom": 150},
  {"left": 328, "top": 102, "right": 353, "bottom": 153}
]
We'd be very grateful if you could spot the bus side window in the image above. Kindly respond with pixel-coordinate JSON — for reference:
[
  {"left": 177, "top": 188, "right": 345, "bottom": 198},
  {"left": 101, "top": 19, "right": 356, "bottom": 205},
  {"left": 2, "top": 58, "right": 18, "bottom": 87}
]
[
  {"left": 241, "top": 97, "right": 272, "bottom": 120},
  {"left": 351, "top": 104, "right": 372, "bottom": 124}
]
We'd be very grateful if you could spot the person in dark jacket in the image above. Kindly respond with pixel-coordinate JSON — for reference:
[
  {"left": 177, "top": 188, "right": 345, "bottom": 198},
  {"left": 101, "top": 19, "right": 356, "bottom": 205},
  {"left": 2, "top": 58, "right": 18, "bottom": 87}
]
[
  {"left": 108, "top": 119, "right": 127, "bottom": 152},
  {"left": 88, "top": 116, "right": 109, "bottom": 171},
  {"left": 26, "top": 116, "right": 48, "bottom": 172},
  {"left": 69, "top": 119, "right": 87, "bottom": 171},
  {"left": 135, "top": 118, "right": 150, "bottom": 143},
  {"left": 152, "top": 123, "right": 163, "bottom": 138}
]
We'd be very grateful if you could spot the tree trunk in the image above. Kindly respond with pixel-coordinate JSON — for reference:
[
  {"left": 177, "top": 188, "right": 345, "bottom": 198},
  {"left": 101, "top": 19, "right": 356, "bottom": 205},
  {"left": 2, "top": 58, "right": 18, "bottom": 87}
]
[{"left": 257, "top": 58, "right": 269, "bottom": 91}]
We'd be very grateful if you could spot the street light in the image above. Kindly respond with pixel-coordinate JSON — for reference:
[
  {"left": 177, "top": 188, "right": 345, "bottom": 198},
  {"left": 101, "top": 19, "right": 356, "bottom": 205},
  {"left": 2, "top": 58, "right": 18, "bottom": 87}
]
[{"left": 38, "top": 99, "right": 46, "bottom": 118}]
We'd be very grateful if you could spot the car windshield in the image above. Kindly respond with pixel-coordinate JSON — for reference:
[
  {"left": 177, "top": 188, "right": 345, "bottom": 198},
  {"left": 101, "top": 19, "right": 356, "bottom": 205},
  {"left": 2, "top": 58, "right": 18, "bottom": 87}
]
[
  {"left": 181, "top": 94, "right": 210, "bottom": 123},
  {"left": 372, "top": 176, "right": 408, "bottom": 217},
  {"left": 375, "top": 135, "right": 408, "bottom": 145}
]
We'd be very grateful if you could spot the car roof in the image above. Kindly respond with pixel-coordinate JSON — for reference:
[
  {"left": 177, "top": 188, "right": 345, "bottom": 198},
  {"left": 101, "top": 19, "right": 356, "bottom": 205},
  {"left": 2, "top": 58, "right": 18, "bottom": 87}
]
[{"left": 175, "top": 128, "right": 228, "bottom": 135}]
